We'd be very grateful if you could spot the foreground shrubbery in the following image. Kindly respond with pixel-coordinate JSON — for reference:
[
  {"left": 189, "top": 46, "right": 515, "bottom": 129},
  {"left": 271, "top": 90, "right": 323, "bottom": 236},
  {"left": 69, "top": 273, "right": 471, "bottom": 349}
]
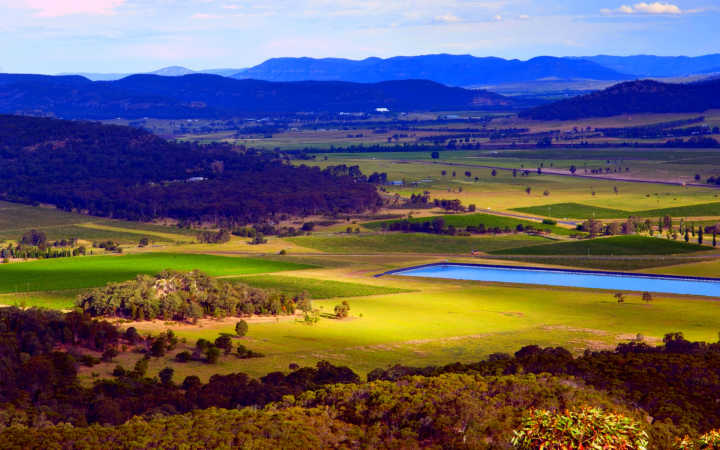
[
  {"left": 77, "top": 270, "right": 301, "bottom": 321},
  {"left": 5, "top": 307, "right": 720, "bottom": 447},
  {"left": 512, "top": 408, "right": 649, "bottom": 449}
]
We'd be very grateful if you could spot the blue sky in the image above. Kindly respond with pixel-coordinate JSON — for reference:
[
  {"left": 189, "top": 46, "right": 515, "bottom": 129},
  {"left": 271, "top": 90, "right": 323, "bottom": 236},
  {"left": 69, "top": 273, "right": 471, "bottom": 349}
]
[{"left": 1, "top": 0, "right": 718, "bottom": 73}]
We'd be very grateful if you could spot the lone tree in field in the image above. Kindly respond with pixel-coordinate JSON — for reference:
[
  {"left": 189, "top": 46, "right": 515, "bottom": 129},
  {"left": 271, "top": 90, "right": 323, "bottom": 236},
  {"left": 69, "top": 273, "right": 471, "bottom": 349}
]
[
  {"left": 525, "top": 187, "right": 531, "bottom": 195},
  {"left": 235, "top": 320, "right": 248, "bottom": 337},
  {"left": 699, "top": 227, "right": 704, "bottom": 245},
  {"left": 642, "top": 292, "right": 653, "bottom": 303},
  {"left": 431, "top": 151, "right": 439, "bottom": 159},
  {"left": 491, "top": 169, "right": 497, "bottom": 177},
  {"left": 334, "top": 300, "right": 351, "bottom": 319},
  {"left": 615, "top": 292, "right": 626, "bottom": 304}
]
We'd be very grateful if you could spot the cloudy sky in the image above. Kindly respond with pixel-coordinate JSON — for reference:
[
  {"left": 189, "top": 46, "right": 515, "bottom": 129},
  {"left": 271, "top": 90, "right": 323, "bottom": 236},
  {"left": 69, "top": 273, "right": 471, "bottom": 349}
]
[{"left": 0, "top": 0, "right": 718, "bottom": 73}]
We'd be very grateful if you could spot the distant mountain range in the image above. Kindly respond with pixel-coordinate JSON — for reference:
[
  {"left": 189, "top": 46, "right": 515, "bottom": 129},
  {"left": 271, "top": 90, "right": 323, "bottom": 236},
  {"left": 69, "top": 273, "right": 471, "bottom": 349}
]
[
  {"left": 520, "top": 78, "right": 720, "bottom": 120},
  {"left": 59, "top": 54, "right": 720, "bottom": 86},
  {"left": 0, "top": 74, "right": 514, "bottom": 119},
  {"left": 230, "top": 55, "right": 629, "bottom": 86}
]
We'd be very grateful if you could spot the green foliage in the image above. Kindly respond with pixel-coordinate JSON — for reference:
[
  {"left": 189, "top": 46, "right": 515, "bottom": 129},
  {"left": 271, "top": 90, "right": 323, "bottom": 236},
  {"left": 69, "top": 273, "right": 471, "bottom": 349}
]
[
  {"left": 77, "top": 269, "right": 299, "bottom": 321},
  {"left": 511, "top": 407, "right": 649, "bottom": 449},
  {"left": 235, "top": 320, "right": 248, "bottom": 337},
  {"left": 334, "top": 300, "right": 350, "bottom": 319},
  {"left": 678, "top": 429, "right": 720, "bottom": 449}
]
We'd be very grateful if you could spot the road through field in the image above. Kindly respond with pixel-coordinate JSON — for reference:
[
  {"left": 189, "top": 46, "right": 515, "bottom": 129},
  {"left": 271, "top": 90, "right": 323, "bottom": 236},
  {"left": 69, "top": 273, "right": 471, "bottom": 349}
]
[{"left": 408, "top": 160, "right": 720, "bottom": 190}]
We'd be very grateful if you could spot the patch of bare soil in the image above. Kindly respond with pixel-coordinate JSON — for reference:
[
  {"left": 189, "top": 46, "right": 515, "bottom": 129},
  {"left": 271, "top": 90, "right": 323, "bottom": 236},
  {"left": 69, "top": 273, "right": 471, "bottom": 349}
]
[{"left": 114, "top": 314, "right": 304, "bottom": 332}]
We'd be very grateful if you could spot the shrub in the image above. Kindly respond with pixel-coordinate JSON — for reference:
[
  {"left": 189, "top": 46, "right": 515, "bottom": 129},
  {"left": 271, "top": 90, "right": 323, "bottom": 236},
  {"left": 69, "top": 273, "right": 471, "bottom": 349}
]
[
  {"left": 511, "top": 407, "right": 649, "bottom": 449},
  {"left": 678, "top": 429, "right": 720, "bottom": 449},
  {"left": 235, "top": 320, "right": 248, "bottom": 337},
  {"left": 334, "top": 301, "right": 350, "bottom": 319},
  {"left": 175, "top": 351, "right": 192, "bottom": 363}
]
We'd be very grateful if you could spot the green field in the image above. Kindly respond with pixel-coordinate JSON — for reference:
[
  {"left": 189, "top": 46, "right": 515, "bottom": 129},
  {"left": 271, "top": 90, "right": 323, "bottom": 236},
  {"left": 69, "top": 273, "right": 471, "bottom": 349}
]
[
  {"left": 513, "top": 203, "right": 630, "bottom": 219},
  {"left": 364, "top": 212, "right": 580, "bottom": 236},
  {"left": 493, "top": 235, "right": 713, "bottom": 256},
  {"left": 0, "top": 253, "right": 313, "bottom": 293},
  {"left": 233, "top": 275, "right": 411, "bottom": 299},
  {"left": 119, "top": 271, "right": 720, "bottom": 380},
  {"left": 515, "top": 201, "right": 720, "bottom": 220},
  {"left": 0, "top": 201, "right": 195, "bottom": 243},
  {"left": 287, "top": 233, "right": 549, "bottom": 254}
]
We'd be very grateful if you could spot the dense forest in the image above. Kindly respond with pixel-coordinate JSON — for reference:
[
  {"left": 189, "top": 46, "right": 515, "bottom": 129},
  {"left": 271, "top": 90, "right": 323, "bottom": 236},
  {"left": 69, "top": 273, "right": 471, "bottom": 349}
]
[
  {"left": 521, "top": 79, "right": 720, "bottom": 120},
  {"left": 0, "top": 74, "right": 514, "bottom": 119},
  {"left": 2, "top": 306, "right": 720, "bottom": 447},
  {"left": 0, "top": 115, "right": 381, "bottom": 224}
]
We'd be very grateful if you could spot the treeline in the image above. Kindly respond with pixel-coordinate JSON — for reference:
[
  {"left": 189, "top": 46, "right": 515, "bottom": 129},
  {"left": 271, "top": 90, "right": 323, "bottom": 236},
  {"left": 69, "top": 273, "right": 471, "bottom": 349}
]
[
  {"left": 5, "top": 306, "right": 720, "bottom": 444},
  {"left": 0, "top": 229, "right": 87, "bottom": 262},
  {"left": 77, "top": 270, "right": 303, "bottom": 321},
  {"left": 0, "top": 115, "right": 381, "bottom": 226},
  {"left": 381, "top": 217, "right": 549, "bottom": 236}
]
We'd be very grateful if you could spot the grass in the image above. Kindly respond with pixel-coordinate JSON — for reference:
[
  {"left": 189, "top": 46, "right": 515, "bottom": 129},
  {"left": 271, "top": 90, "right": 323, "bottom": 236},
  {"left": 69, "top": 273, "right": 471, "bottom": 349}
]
[
  {"left": 488, "top": 255, "right": 719, "bottom": 271},
  {"left": 514, "top": 203, "right": 630, "bottom": 219},
  {"left": 287, "top": 233, "right": 549, "bottom": 254},
  {"left": 231, "top": 275, "right": 412, "bottom": 299},
  {"left": 364, "top": 212, "right": 580, "bottom": 236},
  {"left": 492, "top": 235, "right": 714, "bottom": 256},
  {"left": 515, "top": 202, "right": 720, "bottom": 220},
  {"left": 0, "top": 290, "right": 77, "bottom": 309},
  {"left": 0, "top": 201, "right": 196, "bottom": 243},
  {"left": 113, "top": 271, "right": 720, "bottom": 380},
  {"left": 0, "top": 253, "right": 314, "bottom": 293}
]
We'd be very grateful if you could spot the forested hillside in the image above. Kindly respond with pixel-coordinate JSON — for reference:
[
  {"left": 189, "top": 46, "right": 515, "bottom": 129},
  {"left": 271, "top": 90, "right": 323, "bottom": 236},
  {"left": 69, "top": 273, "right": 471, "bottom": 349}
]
[
  {"left": 0, "top": 74, "right": 513, "bottom": 119},
  {"left": 521, "top": 79, "right": 720, "bottom": 119},
  {"left": 0, "top": 115, "right": 381, "bottom": 224}
]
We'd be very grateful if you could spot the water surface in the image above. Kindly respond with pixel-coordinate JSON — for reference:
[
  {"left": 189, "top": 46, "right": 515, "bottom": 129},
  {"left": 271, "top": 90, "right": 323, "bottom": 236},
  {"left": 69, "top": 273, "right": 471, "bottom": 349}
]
[{"left": 389, "top": 264, "right": 720, "bottom": 298}]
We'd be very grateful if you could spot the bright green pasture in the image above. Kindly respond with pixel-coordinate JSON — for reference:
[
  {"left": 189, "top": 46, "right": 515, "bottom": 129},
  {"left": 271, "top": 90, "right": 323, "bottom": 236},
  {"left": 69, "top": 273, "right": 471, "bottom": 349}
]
[
  {"left": 0, "top": 253, "right": 313, "bottom": 293},
  {"left": 364, "top": 212, "right": 578, "bottom": 235},
  {"left": 231, "top": 275, "right": 411, "bottom": 299},
  {"left": 287, "top": 233, "right": 549, "bottom": 254},
  {"left": 124, "top": 277, "right": 720, "bottom": 380},
  {"left": 515, "top": 201, "right": 720, "bottom": 220},
  {"left": 493, "top": 235, "right": 713, "bottom": 256}
]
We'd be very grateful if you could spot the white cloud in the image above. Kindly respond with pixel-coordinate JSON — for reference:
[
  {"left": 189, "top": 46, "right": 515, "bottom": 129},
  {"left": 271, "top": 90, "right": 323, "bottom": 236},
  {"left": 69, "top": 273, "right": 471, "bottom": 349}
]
[
  {"left": 23, "top": 0, "right": 125, "bottom": 17},
  {"left": 603, "top": 2, "right": 683, "bottom": 15},
  {"left": 435, "top": 14, "right": 461, "bottom": 23}
]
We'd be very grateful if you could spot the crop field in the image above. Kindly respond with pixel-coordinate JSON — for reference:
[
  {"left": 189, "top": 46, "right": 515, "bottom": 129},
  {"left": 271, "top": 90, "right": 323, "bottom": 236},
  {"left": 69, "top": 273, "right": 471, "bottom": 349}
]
[
  {"left": 0, "top": 253, "right": 313, "bottom": 293},
  {"left": 364, "top": 212, "right": 579, "bottom": 235},
  {"left": 493, "top": 235, "right": 714, "bottom": 256},
  {"left": 286, "top": 232, "right": 549, "bottom": 254}
]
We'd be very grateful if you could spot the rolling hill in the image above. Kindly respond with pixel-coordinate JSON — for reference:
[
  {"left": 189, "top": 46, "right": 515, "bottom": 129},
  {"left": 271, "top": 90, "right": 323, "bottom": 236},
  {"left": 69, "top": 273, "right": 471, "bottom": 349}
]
[
  {"left": 579, "top": 54, "right": 720, "bottom": 77},
  {"left": 231, "top": 54, "right": 629, "bottom": 86},
  {"left": 520, "top": 78, "right": 720, "bottom": 120},
  {"left": 0, "top": 74, "right": 514, "bottom": 119}
]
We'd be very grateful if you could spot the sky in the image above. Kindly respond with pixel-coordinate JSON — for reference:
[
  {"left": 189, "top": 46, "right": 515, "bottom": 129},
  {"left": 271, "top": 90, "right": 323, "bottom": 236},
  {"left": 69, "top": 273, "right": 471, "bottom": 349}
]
[{"left": 0, "top": 0, "right": 718, "bottom": 74}]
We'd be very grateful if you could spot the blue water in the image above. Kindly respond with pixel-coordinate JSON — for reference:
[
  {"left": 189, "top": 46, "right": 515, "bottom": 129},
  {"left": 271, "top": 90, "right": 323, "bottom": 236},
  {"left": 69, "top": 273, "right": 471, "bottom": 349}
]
[{"left": 391, "top": 264, "right": 720, "bottom": 298}]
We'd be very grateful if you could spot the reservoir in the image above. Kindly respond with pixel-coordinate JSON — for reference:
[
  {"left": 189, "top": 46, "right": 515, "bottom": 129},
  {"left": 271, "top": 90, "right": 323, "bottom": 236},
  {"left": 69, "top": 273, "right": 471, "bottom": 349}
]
[{"left": 383, "top": 263, "right": 720, "bottom": 298}]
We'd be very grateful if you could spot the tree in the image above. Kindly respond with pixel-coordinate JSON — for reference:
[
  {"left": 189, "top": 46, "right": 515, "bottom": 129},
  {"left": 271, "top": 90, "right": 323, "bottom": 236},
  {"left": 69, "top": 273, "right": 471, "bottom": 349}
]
[
  {"left": 159, "top": 367, "right": 174, "bottom": 385},
  {"left": 431, "top": 151, "right": 439, "bottom": 159},
  {"left": 491, "top": 169, "right": 497, "bottom": 177},
  {"left": 685, "top": 229, "right": 690, "bottom": 243},
  {"left": 614, "top": 292, "right": 625, "bottom": 304},
  {"left": 215, "top": 335, "right": 234, "bottom": 354},
  {"left": 525, "top": 187, "right": 531, "bottom": 195},
  {"left": 235, "top": 320, "right": 248, "bottom": 337},
  {"left": 642, "top": 292, "right": 653, "bottom": 303},
  {"left": 334, "top": 301, "right": 351, "bottom": 319},
  {"left": 138, "top": 237, "right": 149, "bottom": 247},
  {"left": 205, "top": 346, "right": 221, "bottom": 364},
  {"left": 699, "top": 227, "right": 704, "bottom": 245},
  {"left": 133, "top": 357, "right": 149, "bottom": 377},
  {"left": 569, "top": 165, "right": 577, "bottom": 175}
]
